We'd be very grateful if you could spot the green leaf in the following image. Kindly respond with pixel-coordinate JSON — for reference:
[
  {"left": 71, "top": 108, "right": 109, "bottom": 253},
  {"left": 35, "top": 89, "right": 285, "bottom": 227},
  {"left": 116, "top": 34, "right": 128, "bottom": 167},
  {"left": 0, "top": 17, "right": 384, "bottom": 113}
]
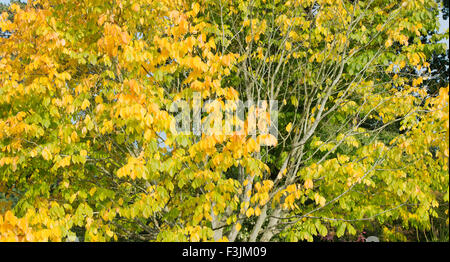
[{"left": 336, "top": 222, "right": 347, "bottom": 238}]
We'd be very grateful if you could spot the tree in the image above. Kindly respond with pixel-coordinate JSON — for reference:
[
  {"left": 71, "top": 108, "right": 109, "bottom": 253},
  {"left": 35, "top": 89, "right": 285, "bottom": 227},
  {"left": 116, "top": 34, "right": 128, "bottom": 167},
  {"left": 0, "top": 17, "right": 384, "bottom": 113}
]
[
  {"left": 422, "top": 0, "right": 449, "bottom": 95},
  {"left": 0, "top": 1, "right": 25, "bottom": 38},
  {"left": 0, "top": 0, "right": 448, "bottom": 242}
]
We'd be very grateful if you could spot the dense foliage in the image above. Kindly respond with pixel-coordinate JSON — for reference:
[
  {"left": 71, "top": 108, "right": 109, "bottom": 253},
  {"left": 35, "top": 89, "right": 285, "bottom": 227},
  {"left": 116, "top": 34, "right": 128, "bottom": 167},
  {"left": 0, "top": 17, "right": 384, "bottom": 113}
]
[{"left": 0, "top": 0, "right": 448, "bottom": 242}]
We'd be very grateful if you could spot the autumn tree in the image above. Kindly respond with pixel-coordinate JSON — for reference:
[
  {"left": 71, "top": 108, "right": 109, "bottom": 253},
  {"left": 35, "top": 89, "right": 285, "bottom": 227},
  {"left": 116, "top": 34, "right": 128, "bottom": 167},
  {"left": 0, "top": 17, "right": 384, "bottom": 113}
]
[{"left": 0, "top": 0, "right": 448, "bottom": 242}]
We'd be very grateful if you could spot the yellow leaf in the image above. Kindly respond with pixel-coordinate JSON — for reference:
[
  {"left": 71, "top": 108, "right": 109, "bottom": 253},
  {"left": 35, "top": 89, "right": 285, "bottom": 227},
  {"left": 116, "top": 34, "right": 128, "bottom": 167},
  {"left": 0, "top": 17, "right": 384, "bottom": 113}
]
[
  {"left": 247, "top": 138, "right": 260, "bottom": 153},
  {"left": 144, "top": 130, "right": 152, "bottom": 141},
  {"left": 30, "top": 149, "right": 37, "bottom": 157},
  {"left": 410, "top": 53, "right": 420, "bottom": 66},
  {"left": 385, "top": 39, "right": 393, "bottom": 48},
  {"left": 337, "top": 154, "right": 349, "bottom": 163},
  {"left": 70, "top": 131, "right": 78, "bottom": 142},
  {"left": 286, "top": 184, "right": 296, "bottom": 193},
  {"left": 121, "top": 32, "right": 131, "bottom": 45},
  {"left": 257, "top": 134, "right": 278, "bottom": 146},
  {"left": 106, "top": 230, "right": 114, "bottom": 238},
  {"left": 42, "top": 147, "right": 52, "bottom": 160},
  {"left": 235, "top": 223, "right": 242, "bottom": 232},
  {"left": 132, "top": 3, "right": 140, "bottom": 12},
  {"left": 399, "top": 60, "right": 406, "bottom": 69},
  {"left": 95, "top": 96, "right": 103, "bottom": 104},
  {"left": 89, "top": 187, "right": 97, "bottom": 196},
  {"left": 60, "top": 156, "right": 71, "bottom": 167},
  {"left": 314, "top": 193, "right": 324, "bottom": 206},
  {"left": 285, "top": 41, "right": 292, "bottom": 51},
  {"left": 291, "top": 96, "right": 298, "bottom": 107},
  {"left": 5, "top": 210, "right": 17, "bottom": 226},
  {"left": 98, "top": 14, "right": 107, "bottom": 26},
  {"left": 192, "top": 2, "right": 200, "bottom": 15},
  {"left": 81, "top": 99, "right": 90, "bottom": 110},
  {"left": 255, "top": 206, "right": 261, "bottom": 216},
  {"left": 246, "top": 207, "right": 254, "bottom": 217},
  {"left": 80, "top": 149, "right": 87, "bottom": 157},
  {"left": 286, "top": 122, "right": 293, "bottom": 132},
  {"left": 304, "top": 179, "right": 313, "bottom": 189}
]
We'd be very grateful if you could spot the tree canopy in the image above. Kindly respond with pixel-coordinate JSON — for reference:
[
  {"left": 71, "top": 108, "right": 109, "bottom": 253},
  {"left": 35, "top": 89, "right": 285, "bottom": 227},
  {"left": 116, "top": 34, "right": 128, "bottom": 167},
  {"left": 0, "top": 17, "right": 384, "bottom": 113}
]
[{"left": 0, "top": 0, "right": 448, "bottom": 242}]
